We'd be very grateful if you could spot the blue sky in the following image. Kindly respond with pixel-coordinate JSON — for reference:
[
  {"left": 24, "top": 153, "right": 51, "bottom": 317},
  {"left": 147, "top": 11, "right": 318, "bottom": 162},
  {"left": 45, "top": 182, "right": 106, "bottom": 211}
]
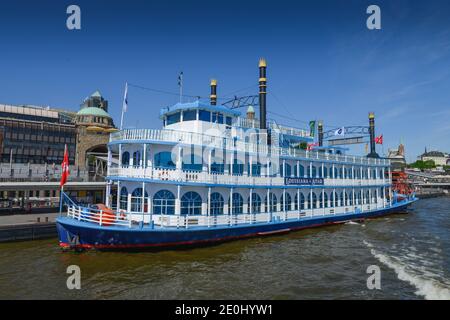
[{"left": 0, "top": 0, "right": 449, "bottom": 162}]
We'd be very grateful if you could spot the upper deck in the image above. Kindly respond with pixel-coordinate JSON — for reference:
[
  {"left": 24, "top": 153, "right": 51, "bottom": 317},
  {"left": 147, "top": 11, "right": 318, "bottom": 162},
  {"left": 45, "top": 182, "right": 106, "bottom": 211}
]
[{"left": 110, "top": 128, "right": 389, "bottom": 166}]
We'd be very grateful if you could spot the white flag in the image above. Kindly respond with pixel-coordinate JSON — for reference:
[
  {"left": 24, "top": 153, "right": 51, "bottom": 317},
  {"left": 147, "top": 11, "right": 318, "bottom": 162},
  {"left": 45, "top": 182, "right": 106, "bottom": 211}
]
[
  {"left": 122, "top": 82, "right": 128, "bottom": 113},
  {"left": 334, "top": 127, "right": 345, "bottom": 136}
]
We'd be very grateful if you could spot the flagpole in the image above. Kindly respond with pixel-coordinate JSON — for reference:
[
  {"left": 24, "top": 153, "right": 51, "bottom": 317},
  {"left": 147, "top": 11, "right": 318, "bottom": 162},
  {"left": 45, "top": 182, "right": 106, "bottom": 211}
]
[{"left": 120, "top": 82, "right": 128, "bottom": 130}]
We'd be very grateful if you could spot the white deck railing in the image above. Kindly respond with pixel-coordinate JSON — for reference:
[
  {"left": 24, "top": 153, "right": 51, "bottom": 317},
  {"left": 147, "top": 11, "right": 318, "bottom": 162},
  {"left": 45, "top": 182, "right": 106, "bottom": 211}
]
[
  {"left": 107, "top": 166, "right": 388, "bottom": 187},
  {"left": 65, "top": 201, "right": 389, "bottom": 230},
  {"left": 110, "top": 129, "right": 389, "bottom": 166}
]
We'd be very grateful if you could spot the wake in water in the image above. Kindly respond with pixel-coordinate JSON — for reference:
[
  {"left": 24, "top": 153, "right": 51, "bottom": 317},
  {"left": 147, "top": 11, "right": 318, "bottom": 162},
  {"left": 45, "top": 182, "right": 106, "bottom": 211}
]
[{"left": 364, "top": 241, "right": 450, "bottom": 300}]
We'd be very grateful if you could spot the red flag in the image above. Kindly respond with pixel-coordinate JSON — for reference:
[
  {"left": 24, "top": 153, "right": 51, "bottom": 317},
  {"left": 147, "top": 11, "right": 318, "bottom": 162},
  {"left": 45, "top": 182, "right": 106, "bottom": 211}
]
[
  {"left": 60, "top": 145, "right": 70, "bottom": 187},
  {"left": 375, "top": 135, "right": 383, "bottom": 144}
]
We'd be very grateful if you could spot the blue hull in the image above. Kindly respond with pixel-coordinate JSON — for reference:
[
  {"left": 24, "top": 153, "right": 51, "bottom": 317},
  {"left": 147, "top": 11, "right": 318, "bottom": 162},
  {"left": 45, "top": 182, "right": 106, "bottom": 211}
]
[{"left": 56, "top": 200, "right": 416, "bottom": 250}]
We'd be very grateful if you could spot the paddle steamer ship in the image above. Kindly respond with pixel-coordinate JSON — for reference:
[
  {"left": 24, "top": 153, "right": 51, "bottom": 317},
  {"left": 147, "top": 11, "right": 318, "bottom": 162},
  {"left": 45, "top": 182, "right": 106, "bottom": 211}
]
[{"left": 56, "top": 59, "right": 417, "bottom": 250}]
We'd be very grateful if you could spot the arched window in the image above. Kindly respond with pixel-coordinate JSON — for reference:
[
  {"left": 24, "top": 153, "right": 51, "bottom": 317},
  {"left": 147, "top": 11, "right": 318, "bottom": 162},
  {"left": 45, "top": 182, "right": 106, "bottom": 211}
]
[
  {"left": 181, "top": 192, "right": 202, "bottom": 215},
  {"left": 266, "top": 162, "right": 278, "bottom": 177},
  {"left": 348, "top": 191, "right": 354, "bottom": 205},
  {"left": 366, "top": 190, "right": 370, "bottom": 204},
  {"left": 311, "top": 192, "right": 318, "bottom": 209},
  {"left": 119, "top": 187, "right": 128, "bottom": 210},
  {"left": 153, "top": 190, "right": 175, "bottom": 215},
  {"left": 265, "top": 193, "right": 277, "bottom": 212},
  {"left": 297, "top": 164, "right": 305, "bottom": 177},
  {"left": 357, "top": 191, "right": 362, "bottom": 205},
  {"left": 334, "top": 167, "right": 339, "bottom": 179},
  {"left": 323, "top": 166, "right": 328, "bottom": 178},
  {"left": 281, "top": 163, "right": 292, "bottom": 177},
  {"left": 248, "top": 193, "right": 261, "bottom": 213},
  {"left": 295, "top": 192, "right": 306, "bottom": 210},
  {"left": 210, "top": 192, "right": 224, "bottom": 215},
  {"left": 333, "top": 191, "right": 339, "bottom": 207},
  {"left": 340, "top": 192, "right": 345, "bottom": 207},
  {"left": 319, "top": 192, "right": 328, "bottom": 208},
  {"left": 229, "top": 193, "right": 243, "bottom": 214},
  {"left": 154, "top": 152, "right": 176, "bottom": 169},
  {"left": 122, "top": 151, "right": 130, "bottom": 166},
  {"left": 131, "top": 188, "right": 148, "bottom": 212},
  {"left": 280, "top": 193, "right": 292, "bottom": 211},
  {"left": 311, "top": 166, "right": 317, "bottom": 178},
  {"left": 132, "top": 150, "right": 141, "bottom": 167}
]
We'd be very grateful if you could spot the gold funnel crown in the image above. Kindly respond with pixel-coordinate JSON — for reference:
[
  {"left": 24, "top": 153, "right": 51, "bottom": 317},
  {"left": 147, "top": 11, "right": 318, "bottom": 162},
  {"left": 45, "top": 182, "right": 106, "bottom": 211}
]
[
  {"left": 369, "top": 112, "right": 375, "bottom": 119},
  {"left": 210, "top": 79, "right": 217, "bottom": 86},
  {"left": 259, "top": 58, "right": 267, "bottom": 68}
]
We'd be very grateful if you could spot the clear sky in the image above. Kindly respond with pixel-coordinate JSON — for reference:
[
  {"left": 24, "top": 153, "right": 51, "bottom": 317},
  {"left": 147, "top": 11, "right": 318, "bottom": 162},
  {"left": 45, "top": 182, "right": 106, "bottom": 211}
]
[{"left": 1, "top": 0, "right": 449, "bottom": 162}]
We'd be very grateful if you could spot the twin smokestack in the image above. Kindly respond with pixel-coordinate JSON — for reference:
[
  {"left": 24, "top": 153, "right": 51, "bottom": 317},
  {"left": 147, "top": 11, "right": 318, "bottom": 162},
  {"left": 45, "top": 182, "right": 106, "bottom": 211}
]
[{"left": 209, "top": 58, "right": 268, "bottom": 130}]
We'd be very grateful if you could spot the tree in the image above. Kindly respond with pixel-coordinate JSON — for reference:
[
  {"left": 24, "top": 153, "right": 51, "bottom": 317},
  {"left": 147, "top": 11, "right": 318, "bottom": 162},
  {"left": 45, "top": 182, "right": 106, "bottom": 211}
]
[{"left": 408, "top": 160, "right": 436, "bottom": 170}]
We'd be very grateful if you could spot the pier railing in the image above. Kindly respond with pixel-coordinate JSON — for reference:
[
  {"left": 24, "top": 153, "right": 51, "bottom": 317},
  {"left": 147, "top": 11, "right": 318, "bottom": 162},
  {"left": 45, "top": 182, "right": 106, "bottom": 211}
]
[{"left": 110, "top": 129, "right": 389, "bottom": 166}]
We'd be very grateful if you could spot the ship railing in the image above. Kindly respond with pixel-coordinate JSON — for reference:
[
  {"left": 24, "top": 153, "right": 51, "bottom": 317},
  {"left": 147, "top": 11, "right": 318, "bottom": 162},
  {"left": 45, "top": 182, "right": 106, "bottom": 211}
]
[
  {"left": 65, "top": 200, "right": 388, "bottom": 229},
  {"left": 110, "top": 129, "right": 390, "bottom": 166},
  {"left": 108, "top": 166, "right": 387, "bottom": 187}
]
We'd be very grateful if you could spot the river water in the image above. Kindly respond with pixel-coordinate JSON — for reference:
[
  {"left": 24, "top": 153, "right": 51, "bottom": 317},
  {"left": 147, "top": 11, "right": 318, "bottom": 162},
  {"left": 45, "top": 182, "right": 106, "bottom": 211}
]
[{"left": 0, "top": 197, "right": 449, "bottom": 300}]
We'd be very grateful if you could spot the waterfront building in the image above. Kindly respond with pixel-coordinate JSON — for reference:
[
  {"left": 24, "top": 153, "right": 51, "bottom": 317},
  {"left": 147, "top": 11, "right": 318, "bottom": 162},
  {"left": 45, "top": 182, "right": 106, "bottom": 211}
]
[
  {"left": 387, "top": 143, "right": 407, "bottom": 171},
  {"left": 75, "top": 91, "right": 117, "bottom": 170},
  {"left": 419, "top": 148, "right": 449, "bottom": 166},
  {"left": 0, "top": 104, "right": 77, "bottom": 164}
]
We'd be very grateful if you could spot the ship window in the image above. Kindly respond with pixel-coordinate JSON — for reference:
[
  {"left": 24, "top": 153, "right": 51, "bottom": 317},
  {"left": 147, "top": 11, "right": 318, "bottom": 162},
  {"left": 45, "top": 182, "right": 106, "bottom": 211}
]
[
  {"left": 182, "top": 151, "right": 203, "bottom": 171},
  {"left": 229, "top": 158, "right": 244, "bottom": 176},
  {"left": 212, "top": 112, "right": 223, "bottom": 124},
  {"left": 153, "top": 190, "right": 175, "bottom": 215},
  {"left": 357, "top": 192, "right": 362, "bottom": 205},
  {"left": 323, "top": 166, "right": 328, "bottom": 178},
  {"left": 131, "top": 188, "right": 149, "bottom": 212},
  {"left": 311, "top": 192, "right": 318, "bottom": 209},
  {"left": 199, "top": 110, "right": 211, "bottom": 122},
  {"left": 366, "top": 190, "right": 370, "bottom": 204},
  {"left": 281, "top": 193, "right": 292, "bottom": 211},
  {"left": 183, "top": 110, "right": 197, "bottom": 121},
  {"left": 132, "top": 151, "right": 141, "bottom": 167},
  {"left": 294, "top": 193, "right": 305, "bottom": 210},
  {"left": 310, "top": 166, "right": 317, "bottom": 178},
  {"left": 248, "top": 162, "right": 261, "bottom": 177},
  {"left": 229, "top": 193, "right": 243, "bottom": 214},
  {"left": 154, "top": 152, "right": 176, "bottom": 169},
  {"left": 281, "top": 163, "right": 292, "bottom": 177},
  {"left": 210, "top": 193, "right": 224, "bottom": 215},
  {"left": 167, "top": 112, "right": 181, "bottom": 125},
  {"left": 120, "top": 187, "right": 128, "bottom": 210},
  {"left": 181, "top": 192, "right": 202, "bottom": 215},
  {"left": 265, "top": 193, "right": 277, "bottom": 212},
  {"left": 266, "top": 162, "right": 278, "bottom": 177},
  {"left": 122, "top": 152, "right": 130, "bottom": 166},
  {"left": 339, "top": 192, "right": 345, "bottom": 206},
  {"left": 211, "top": 162, "right": 225, "bottom": 174},
  {"left": 226, "top": 117, "right": 232, "bottom": 126},
  {"left": 248, "top": 193, "right": 261, "bottom": 214}
]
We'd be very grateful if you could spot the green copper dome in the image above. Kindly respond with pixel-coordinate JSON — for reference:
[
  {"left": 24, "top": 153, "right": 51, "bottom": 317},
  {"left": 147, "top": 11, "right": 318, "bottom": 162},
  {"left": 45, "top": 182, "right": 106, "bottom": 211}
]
[{"left": 77, "top": 107, "right": 111, "bottom": 118}]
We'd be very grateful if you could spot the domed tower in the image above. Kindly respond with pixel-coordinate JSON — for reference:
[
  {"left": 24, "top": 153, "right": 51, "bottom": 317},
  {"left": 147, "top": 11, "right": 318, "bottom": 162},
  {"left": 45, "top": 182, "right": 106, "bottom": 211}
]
[{"left": 75, "top": 91, "right": 117, "bottom": 169}]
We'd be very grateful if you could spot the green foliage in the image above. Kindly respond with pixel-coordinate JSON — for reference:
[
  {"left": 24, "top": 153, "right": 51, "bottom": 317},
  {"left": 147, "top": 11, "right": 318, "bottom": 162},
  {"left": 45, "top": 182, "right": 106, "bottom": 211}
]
[{"left": 408, "top": 160, "right": 436, "bottom": 169}]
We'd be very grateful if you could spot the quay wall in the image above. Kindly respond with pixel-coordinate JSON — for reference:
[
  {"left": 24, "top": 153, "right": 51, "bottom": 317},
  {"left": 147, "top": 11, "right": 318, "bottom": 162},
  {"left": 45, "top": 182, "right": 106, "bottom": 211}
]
[{"left": 0, "top": 223, "right": 57, "bottom": 243}]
